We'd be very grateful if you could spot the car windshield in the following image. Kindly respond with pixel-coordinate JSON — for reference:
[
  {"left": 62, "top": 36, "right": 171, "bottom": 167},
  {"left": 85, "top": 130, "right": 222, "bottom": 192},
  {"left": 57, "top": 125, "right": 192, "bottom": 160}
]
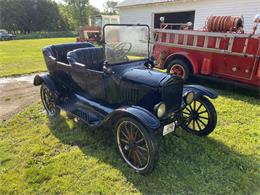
[{"left": 104, "top": 25, "right": 150, "bottom": 65}]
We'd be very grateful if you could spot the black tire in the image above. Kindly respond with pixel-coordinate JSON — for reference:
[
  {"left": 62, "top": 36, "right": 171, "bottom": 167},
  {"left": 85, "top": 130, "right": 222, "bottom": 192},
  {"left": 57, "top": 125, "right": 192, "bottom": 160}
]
[
  {"left": 40, "top": 84, "right": 60, "bottom": 118},
  {"left": 115, "top": 117, "right": 158, "bottom": 175},
  {"left": 181, "top": 96, "right": 217, "bottom": 136},
  {"left": 167, "top": 59, "right": 192, "bottom": 82}
]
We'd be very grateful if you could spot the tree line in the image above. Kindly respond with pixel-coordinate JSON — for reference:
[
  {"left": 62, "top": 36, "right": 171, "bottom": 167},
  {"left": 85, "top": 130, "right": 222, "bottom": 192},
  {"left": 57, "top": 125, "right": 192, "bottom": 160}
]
[{"left": 0, "top": 0, "right": 118, "bottom": 34}]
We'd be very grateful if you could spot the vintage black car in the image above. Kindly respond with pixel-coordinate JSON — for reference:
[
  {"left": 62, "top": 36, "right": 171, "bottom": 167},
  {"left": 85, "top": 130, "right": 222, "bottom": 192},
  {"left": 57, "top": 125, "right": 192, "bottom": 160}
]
[{"left": 34, "top": 24, "right": 218, "bottom": 174}]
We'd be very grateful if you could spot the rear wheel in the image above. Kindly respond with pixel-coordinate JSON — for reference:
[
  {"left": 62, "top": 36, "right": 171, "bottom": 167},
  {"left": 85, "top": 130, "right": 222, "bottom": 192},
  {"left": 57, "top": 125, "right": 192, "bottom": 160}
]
[
  {"left": 40, "top": 84, "right": 60, "bottom": 118},
  {"left": 115, "top": 117, "right": 158, "bottom": 174},
  {"left": 181, "top": 96, "right": 217, "bottom": 136},
  {"left": 167, "top": 59, "right": 192, "bottom": 81}
]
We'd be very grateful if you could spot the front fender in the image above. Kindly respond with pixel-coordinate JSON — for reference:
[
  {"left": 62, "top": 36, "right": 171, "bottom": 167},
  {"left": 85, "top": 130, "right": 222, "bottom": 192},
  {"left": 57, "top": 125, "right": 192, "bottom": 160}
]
[
  {"left": 105, "top": 106, "right": 161, "bottom": 135},
  {"left": 33, "top": 74, "right": 61, "bottom": 95},
  {"left": 183, "top": 85, "right": 218, "bottom": 99}
]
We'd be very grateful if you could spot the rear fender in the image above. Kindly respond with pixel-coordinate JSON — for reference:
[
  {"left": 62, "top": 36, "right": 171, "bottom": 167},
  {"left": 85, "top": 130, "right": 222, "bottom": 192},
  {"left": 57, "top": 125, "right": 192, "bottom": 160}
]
[
  {"left": 33, "top": 74, "right": 61, "bottom": 95},
  {"left": 165, "top": 52, "right": 199, "bottom": 74},
  {"left": 183, "top": 85, "right": 218, "bottom": 99},
  {"left": 105, "top": 106, "right": 161, "bottom": 135}
]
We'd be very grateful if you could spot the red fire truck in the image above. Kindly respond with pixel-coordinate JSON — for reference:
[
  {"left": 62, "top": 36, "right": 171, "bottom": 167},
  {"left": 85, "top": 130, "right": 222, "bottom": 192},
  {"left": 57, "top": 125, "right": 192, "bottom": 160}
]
[
  {"left": 152, "top": 15, "right": 260, "bottom": 88},
  {"left": 77, "top": 15, "right": 119, "bottom": 43}
]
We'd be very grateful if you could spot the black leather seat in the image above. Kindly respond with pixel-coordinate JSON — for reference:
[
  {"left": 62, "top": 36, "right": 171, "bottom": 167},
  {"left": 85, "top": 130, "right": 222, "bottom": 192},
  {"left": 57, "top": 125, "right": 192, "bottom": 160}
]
[
  {"left": 43, "top": 42, "right": 94, "bottom": 64},
  {"left": 67, "top": 47, "right": 105, "bottom": 71}
]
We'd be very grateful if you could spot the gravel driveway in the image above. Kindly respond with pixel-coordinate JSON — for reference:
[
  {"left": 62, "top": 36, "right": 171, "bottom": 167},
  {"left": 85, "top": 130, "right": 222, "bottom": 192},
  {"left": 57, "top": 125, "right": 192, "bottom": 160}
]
[{"left": 0, "top": 73, "right": 42, "bottom": 122}]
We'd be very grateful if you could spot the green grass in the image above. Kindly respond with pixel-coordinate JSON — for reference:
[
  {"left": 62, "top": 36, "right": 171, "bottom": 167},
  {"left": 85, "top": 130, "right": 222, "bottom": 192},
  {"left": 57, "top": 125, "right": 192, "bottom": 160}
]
[
  {"left": 0, "top": 86, "right": 259, "bottom": 194},
  {"left": 0, "top": 38, "right": 75, "bottom": 77}
]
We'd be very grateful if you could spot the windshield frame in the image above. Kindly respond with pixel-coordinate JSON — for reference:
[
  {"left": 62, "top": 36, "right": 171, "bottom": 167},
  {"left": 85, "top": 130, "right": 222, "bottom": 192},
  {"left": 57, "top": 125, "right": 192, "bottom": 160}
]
[{"left": 102, "top": 24, "right": 151, "bottom": 65}]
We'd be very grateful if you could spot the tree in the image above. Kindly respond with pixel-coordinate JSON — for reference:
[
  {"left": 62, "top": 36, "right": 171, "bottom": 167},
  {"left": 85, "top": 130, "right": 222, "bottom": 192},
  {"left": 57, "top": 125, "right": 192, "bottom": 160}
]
[
  {"left": 0, "top": 0, "right": 69, "bottom": 33},
  {"left": 63, "top": 0, "right": 89, "bottom": 27},
  {"left": 59, "top": 1, "right": 100, "bottom": 29},
  {"left": 103, "top": 0, "right": 118, "bottom": 15}
]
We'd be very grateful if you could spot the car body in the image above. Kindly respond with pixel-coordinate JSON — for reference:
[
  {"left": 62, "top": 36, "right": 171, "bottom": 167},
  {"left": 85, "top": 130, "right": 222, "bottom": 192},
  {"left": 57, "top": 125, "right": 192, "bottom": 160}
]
[
  {"left": 152, "top": 15, "right": 260, "bottom": 89},
  {"left": 34, "top": 24, "right": 218, "bottom": 174},
  {"left": 0, "top": 29, "right": 16, "bottom": 40}
]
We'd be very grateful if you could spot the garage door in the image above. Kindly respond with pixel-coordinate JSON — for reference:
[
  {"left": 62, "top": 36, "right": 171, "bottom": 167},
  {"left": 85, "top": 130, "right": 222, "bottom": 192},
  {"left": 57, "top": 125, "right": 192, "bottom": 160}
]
[{"left": 154, "top": 11, "right": 195, "bottom": 29}]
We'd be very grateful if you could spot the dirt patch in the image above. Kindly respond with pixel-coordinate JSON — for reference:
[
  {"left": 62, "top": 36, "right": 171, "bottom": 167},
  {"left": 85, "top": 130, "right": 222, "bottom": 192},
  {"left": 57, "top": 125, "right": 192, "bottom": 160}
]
[{"left": 0, "top": 74, "right": 42, "bottom": 122}]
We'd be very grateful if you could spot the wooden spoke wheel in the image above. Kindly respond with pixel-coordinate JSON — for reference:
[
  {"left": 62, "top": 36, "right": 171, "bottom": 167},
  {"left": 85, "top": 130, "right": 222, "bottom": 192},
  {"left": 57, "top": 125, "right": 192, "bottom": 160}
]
[
  {"left": 115, "top": 117, "right": 158, "bottom": 174},
  {"left": 181, "top": 96, "right": 217, "bottom": 136},
  {"left": 40, "top": 84, "right": 60, "bottom": 118}
]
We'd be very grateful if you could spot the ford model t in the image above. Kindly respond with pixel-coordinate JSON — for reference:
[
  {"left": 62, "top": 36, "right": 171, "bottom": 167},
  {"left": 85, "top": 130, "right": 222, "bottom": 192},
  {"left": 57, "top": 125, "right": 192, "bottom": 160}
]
[{"left": 34, "top": 24, "right": 218, "bottom": 174}]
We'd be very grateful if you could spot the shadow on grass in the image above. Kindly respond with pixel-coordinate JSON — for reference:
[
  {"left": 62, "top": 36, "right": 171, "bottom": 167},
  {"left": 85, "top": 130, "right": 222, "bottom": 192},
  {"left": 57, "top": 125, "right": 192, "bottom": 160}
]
[
  {"left": 189, "top": 78, "right": 260, "bottom": 103},
  {"left": 48, "top": 116, "right": 260, "bottom": 194}
]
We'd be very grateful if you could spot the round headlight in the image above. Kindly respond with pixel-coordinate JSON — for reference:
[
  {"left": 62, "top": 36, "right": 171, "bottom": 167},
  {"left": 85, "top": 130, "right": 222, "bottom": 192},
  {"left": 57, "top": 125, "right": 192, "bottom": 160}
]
[
  {"left": 154, "top": 102, "right": 166, "bottom": 118},
  {"left": 185, "top": 91, "right": 195, "bottom": 105}
]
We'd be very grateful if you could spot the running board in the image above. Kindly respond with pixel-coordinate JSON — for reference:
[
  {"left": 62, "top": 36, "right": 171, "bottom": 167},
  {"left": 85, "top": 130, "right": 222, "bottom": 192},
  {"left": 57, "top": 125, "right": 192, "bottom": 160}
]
[{"left": 58, "top": 94, "right": 114, "bottom": 126}]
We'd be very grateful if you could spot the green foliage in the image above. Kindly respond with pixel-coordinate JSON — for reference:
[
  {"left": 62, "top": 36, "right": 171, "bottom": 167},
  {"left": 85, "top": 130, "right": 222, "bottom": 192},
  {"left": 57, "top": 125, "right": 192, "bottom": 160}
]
[
  {"left": 0, "top": 0, "right": 101, "bottom": 34},
  {"left": 60, "top": 0, "right": 100, "bottom": 29},
  {"left": 64, "top": 0, "right": 89, "bottom": 27},
  {"left": 15, "top": 31, "right": 77, "bottom": 40},
  {"left": 0, "top": 37, "right": 75, "bottom": 77},
  {"left": 0, "top": 87, "right": 259, "bottom": 194},
  {"left": 0, "top": 0, "right": 69, "bottom": 33},
  {"left": 103, "top": 0, "right": 118, "bottom": 15}
]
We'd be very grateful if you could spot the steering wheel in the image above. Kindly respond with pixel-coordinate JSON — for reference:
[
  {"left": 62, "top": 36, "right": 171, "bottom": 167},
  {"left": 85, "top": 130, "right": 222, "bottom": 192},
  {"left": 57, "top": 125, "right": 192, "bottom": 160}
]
[{"left": 112, "top": 42, "right": 132, "bottom": 58}]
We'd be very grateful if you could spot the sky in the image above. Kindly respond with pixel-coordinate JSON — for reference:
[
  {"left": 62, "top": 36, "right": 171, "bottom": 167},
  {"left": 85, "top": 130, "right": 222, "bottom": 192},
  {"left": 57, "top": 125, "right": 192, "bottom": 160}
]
[{"left": 55, "top": 0, "right": 122, "bottom": 11}]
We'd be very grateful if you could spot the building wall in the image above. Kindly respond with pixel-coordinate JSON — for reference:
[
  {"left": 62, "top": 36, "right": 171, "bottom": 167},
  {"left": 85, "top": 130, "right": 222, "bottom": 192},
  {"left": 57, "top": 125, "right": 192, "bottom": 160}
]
[{"left": 119, "top": 0, "right": 260, "bottom": 33}]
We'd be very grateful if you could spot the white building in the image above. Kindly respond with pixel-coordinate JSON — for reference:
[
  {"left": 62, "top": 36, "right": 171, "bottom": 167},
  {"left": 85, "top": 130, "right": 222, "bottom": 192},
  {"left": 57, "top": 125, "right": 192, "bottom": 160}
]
[{"left": 117, "top": 0, "right": 260, "bottom": 33}]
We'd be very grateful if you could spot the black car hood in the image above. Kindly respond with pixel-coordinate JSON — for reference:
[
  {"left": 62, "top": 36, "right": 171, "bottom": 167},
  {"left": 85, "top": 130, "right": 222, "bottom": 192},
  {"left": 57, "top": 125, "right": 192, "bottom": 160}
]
[{"left": 121, "top": 68, "right": 171, "bottom": 87}]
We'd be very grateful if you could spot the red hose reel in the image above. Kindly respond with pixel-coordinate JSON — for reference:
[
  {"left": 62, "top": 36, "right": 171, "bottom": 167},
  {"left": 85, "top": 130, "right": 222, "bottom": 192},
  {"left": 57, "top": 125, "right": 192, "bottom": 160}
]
[{"left": 206, "top": 16, "right": 244, "bottom": 33}]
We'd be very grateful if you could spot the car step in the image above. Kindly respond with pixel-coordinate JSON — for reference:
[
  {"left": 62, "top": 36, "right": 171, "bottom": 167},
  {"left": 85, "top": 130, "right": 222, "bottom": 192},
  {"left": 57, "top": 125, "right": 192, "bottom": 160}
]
[
  {"left": 73, "top": 109, "right": 100, "bottom": 125},
  {"left": 59, "top": 95, "right": 101, "bottom": 126}
]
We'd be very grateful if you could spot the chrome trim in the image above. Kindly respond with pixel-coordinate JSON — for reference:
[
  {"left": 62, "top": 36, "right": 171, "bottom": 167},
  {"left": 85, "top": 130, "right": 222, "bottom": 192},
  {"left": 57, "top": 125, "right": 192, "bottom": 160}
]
[
  {"left": 183, "top": 34, "right": 188, "bottom": 45},
  {"left": 228, "top": 38, "right": 234, "bottom": 52},
  {"left": 215, "top": 37, "right": 221, "bottom": 49},
  {"left": 193, "top": 35, "right": 198, "bottom": 46},
  {"left": 204, "top": 36, "right": 208, "bottom": 48},
  {"left": 243, "top": 39, "right": 249, "bottom": 54}
]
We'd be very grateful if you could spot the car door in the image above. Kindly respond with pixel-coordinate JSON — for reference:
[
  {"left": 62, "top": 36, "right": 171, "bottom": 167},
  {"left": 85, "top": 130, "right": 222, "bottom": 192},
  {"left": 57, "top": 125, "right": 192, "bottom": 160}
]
[{"left": 70, "top": 65, "right": 105, "bottom": 100}]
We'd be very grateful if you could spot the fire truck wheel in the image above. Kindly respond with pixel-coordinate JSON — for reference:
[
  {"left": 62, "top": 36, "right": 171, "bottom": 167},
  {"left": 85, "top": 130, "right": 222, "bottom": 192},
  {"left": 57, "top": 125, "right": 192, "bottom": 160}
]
[{"left": 167, "top": 59, "right": 192, "bottom": 81}]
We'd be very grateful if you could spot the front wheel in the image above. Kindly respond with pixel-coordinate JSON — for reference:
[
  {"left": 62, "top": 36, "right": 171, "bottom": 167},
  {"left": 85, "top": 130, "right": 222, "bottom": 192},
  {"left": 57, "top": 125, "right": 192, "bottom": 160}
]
[
  {"left": 40, "top": 84, "right": 60, "bottom": 118},
  {"left": 181, "top": 96, "right": 217, "bottom": 136},
  {"left": 115, "top": 117, "right": 158, "bottom": 175}
]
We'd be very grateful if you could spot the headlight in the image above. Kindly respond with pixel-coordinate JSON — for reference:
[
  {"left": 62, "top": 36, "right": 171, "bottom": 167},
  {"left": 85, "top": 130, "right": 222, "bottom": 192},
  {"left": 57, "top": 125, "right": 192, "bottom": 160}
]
[
  {"left": 154, "top": 102, "right": 166, "bottom": 118},
  {"left": 184, "top": 91, "right": 195, "bottom": 105}
]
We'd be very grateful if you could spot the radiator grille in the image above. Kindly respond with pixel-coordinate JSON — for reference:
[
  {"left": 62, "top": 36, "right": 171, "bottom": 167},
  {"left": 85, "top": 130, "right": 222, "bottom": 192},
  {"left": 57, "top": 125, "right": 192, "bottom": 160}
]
[{"left": 162, "top": 78, "right": 183, "bottom": 112}]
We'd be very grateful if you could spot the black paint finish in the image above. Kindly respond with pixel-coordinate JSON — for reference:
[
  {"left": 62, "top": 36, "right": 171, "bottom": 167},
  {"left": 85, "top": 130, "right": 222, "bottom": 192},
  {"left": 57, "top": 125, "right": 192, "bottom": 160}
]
[{"left": 34, "top": 42, "right": 217, "bottom": 134}]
